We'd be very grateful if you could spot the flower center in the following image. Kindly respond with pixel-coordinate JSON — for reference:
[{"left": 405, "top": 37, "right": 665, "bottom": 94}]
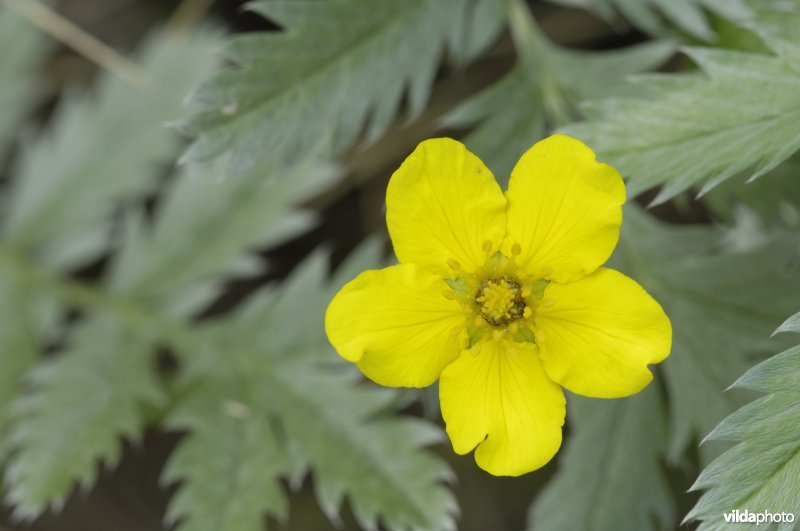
[{"left": 476, "top": 277, "right": 526, "bottom": 326}]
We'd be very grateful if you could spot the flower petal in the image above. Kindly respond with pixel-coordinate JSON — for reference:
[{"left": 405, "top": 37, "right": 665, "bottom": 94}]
[
  {"left": 325, "top": 264, "right": 465, "bottom": 388},
  {"left": 535, "top": 267, "right": 671, "bottom": 398},
  {"left": 439, "top": 340, "right": 565, "bottom": 476},
  {"left": 503, "top": 134, "right": 625, "bottom": 283},
  {"left": 387, "top": 138, "right": 507, "bottom": 274}
]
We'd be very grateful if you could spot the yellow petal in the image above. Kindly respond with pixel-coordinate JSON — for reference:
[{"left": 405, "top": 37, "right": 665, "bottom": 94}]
[
  {"left": 503, "top": 134, "right": 625, "bottom": 283},
  {"left": 439, "top": 340, "right": 565, "bottom": 476},
  {"left": 535, "top": 268, "right": 671, "bottom": 398},
  {"left": 325, "top": 264, "right": 465, "bottom": 388},
  {"left": 387, "top": 138, "right": 507, "bottom": 274}
]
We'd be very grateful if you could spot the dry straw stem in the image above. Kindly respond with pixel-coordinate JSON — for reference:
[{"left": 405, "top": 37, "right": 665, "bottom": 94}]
[{"left": 1, "top": 0, "right": 154, "bottom": 90}]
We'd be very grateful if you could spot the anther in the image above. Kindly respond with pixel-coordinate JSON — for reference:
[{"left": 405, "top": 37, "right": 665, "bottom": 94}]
[
  {"left": 471, "top": 346, "right": 481, "bottom": 357},
  {"left": 492, "top": 329, "right": 504, "bottom": 341},
  {"left": 442, "top": 290, "right": 455, "bottom": 300},
  {"left": 523, "top": 307, "right": 533, "bottom": 319},
  {"left": 447, "top": 258, "right": 461, "bottom": 271},
  {"left": 511, "top": 243, "right": 521, "bottom": 256},
  {"left": 540, "top": 267, "right": 553, "bottom": 277},
  {"left": 543, "top": 298, "right": 556, "bottom": 307}
]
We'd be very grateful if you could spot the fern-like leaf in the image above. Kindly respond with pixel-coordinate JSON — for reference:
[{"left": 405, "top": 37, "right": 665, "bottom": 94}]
[
  {"left": 444, "top": 40, "right": 675, "bottom": 185},
  {"left": 564, "top": 6, "right": 800, "bottom": 203},
  {"left": 164, "top": 252, "right": 457, "bottom": 531},
  {"left": 109, "top": 156, "right": 339, "bottom": 318},
  {"left": 2, "top": 30, "right": 219, "bottom": 269},
  {"left": 686, "top": 311, "right": 800, "bottom": 530},
  {"left": 4, "top": 316, "right": 166, "bottom": 518},
  {"left": 181, "top": 0, "right": 477, "bottom": 175},
  {"left": 528, "top": 386, "right": 675, "bottom": 531},
  {"left": 612, "top": 207, "right": 800, "bottom": 463}
]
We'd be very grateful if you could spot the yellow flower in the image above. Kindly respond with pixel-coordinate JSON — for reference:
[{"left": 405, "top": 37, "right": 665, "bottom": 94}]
[{"left": 325, "top": 135, "right": 671, "bottom": 476}]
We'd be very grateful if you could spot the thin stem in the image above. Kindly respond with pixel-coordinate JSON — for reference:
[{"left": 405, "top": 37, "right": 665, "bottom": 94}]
[
  {"left": 0, "top": 245, "right": 194, "bottom": 352},
  {"left": 2, "top": 0, "right": 154, "bottom": 90}
]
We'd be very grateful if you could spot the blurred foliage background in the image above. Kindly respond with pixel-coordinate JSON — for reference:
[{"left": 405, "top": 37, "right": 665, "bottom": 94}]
[{"left": 0, "top": 0, "right": 799, "bottom": 530}]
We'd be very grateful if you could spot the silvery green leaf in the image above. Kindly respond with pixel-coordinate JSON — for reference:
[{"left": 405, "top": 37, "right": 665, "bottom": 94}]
[
  {"left": 529, "top": 386, "right": 675, "bottom": 531},
  {"left": 4, "top": 316, "right": 166, "bottom": 518},
  {"left": 164, "top": 250, "right": 457, "bottom": 531},
  {"left": 180, "top": 0, "right": 478, "bottom": 175},
  {"left": 444, "top": 40, "right": 675, "bottom": 186},
  {"left": 686, "top": 312, "right": 800, "bottom": 530},
  {"left": 564, "top": 5, "right": 800, "bottom": 203},
  {"left": 612, "top": 207, "right": 800, "bottom": 463},
  {"left": 2, "top": 30, "right": 220, "bottom": 269}
]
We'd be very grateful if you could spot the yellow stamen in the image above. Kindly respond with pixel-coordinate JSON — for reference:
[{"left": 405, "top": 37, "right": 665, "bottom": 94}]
[
  {"left": 477, "top": 280, "right": 516, "bottom": 322},
  {"left": 442, "top": 290, "right": 455, "bottom": 300},
  {"left": 447, "top": 258, "right": 461, "bottom": 271},
  {"left": 540, "top": 267, "right": 553, "bottom": 276}
]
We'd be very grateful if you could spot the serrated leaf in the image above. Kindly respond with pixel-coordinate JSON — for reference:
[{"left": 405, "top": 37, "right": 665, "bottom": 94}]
[
  {"left": 686, "top": 313, "right": 800, "bottom": 530},
  {"left": 4, "top": 316, "right": 165, "bottom": 518},
  {"left": 564, "top": 9, "right": 800, "bottom": 203},
  {"left": 528, "top": 386, "right": 675, "bottom": 531},
  {"left": 109, "top": 155, "right": 340, "bottom": 318},
  {"left": 164, "top": 251, "right": 457, "bottom": 531},
  {"left": 703, "top": 156, "right": 800, "bottom": 227},
  {"left": 0, "top": 5, "right": 46, "bottom": 166},
  {"left": 611, "top": 207, "right": 800, "bottom": 462},
  {"left": 181, "top": 0, "right": 474, "bottom": 175},
  {"left": 444, "top": 40, "right": 675, "bottom": 185},
  {"left": 2, "top": 30, "right": 219, "bottom": 269},
  {"left": 0, "top": 275, "right": 38, "bottom": 442},
  {"left": 163, "top": 371, "right": 292, "bottom": 531},
  {"left": 546, "top": 0, "right": 751, "bottom": 39}
]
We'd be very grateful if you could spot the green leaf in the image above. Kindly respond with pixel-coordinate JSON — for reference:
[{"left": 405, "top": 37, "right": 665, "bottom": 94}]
[
  {"left": 181, "top": 0, "right": 474, "bottom": 174},
  {"left": 0, "top": 275, "right": 39, "bottom": 442},
  {"left": 164, "top": 252, "right": 457, "bottom": 531},
  {"left": 564, "top": 6, "right": 800, "bottom": 203},
  {"left": 702, "top": 156, "right": 800, "bottom": 227},
  {"left": 612, "top": 207, "right": 800, "bottom": 462},
  {"left": 2, "top": 30, "right": 219, "bottom": 269},
  {"left": 546, "top": 0, "right": 751, "bottom": 40},
  {"left": 0, "top": 5, "right": 46, "bottom": 166},
  {"left": 109, "top": 156, "right": 339, "bottom": 318},
  {"left": 4, "top": 316, "right": 166, "bottom": 518},
  {"left": 163, "top": 369, "right": 293, "bottom": 531},
  {"left": 444, "top": 40, "right": 676, "bottom": 185},
  {"left": 686, "top": 312, "right": 800, "bottom": 530},
  {"left": 528, "top": 386, "right": 675, "bottom": 531}
]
